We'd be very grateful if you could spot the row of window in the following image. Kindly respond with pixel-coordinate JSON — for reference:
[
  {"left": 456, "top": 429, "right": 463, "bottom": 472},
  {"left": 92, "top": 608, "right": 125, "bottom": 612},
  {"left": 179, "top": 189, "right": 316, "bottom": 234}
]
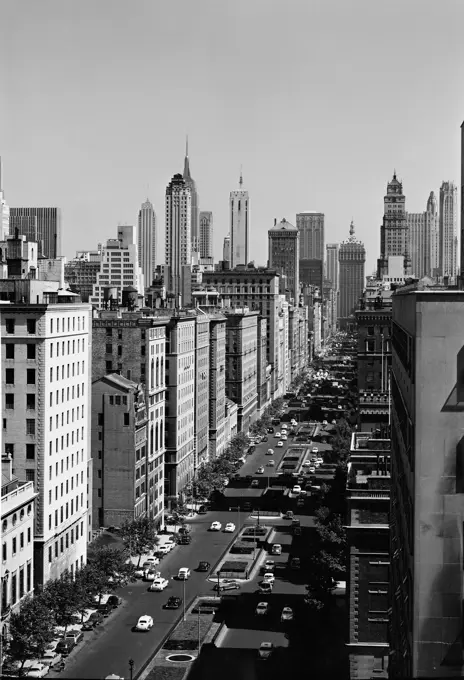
[
  {"left": 49, "top": 449, "right": 86, "bottom": 479},
  {"left": 49, "top": 361, "right": 85, "bottom": 381},
  {"left": 50, "top": 383, "right": 84, "bottom": 406},
  {"left": 5, "top": 319, "right": 36, "bottom": 334},
  {"left": 50, "top": 316, "right": 86, "bottom": 334},
  {"left": 1, "top": 562, "right": 32, "bottom": 608},
  {"left": 48, "top": 430, "right": 85, "bottom": 456},
  {"left": 50, "top": 338, "right": 85, "bottom": 357},
  {"left": 48, "top": 471, "right": 84, "bottom": 503},
  {"left": 5, "top": 343, "right": 36, "bottom": 359},
  {"left": 2, "top": 527, "right": 32, "bottom": 560},
  {"left": 2, "top": 504, "right": 33, "bottom": 531},
  {"left": 48, "top": 523, "right": 85, "bottom": 562},
  {"left": 48, "top": 495, "right": 83, "bottom": 529},
  {"left": 49, "top": 406, "right": 84, "bottom": 430}
]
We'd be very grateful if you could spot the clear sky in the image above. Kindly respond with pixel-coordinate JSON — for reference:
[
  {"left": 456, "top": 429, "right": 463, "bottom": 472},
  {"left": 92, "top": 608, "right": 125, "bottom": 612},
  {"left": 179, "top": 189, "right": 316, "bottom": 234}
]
[{"left": 1, "top": 0, "right": 463, "bottom": 275}]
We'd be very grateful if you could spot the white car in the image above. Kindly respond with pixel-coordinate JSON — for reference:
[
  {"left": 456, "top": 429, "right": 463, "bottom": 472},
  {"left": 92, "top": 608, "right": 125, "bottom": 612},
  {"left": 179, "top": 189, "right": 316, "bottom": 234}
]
[
  {"left": 258, "top": 641, "right": 274, "bottom": 660},
  {"left": 224, "top": 522, "right": 236, "bottom": 533},
  {"left": 309, "top": 466, "right": 316, "bottom": 474},
  {"left": 302, "top": 461, "right": 312, "bottom": 467},
  {"left": 157, "top": 545, "right": 170, "bottom": 555},
  {"left": 165, "top": 541, "right": 176, "bottom": 551},
  {"left": 255, "top": 602, "right": 270, "bottom": 616},
  {"left": 314, "top": 461, "right": 321, "bottom": 468},
  {"left": 149, "top": 577, "right": 169, "bottom": 591},
  {"left": 144, "top": 556, "right": 159, "bottom": 566},
  {"left": 134, "top": 567, "right": 145, "bottom": 578},
  {"left": 177, "top": 567, "right": 191, "bottom": 580},
  {"left": 267, "top": 460, "right": 275, "bottom": 467},
  {"left": 257, "top": 466, "right": 265, "bottom": 474},
  {"left": 26, "top": 664, "right": 49, "bottom": 678},
  {"left": 210, "top": 521, "right": 222, "bottom": 531},
  {"left": 281, "top": 606, "right": 294, "bottom": 622},
  {"left": 144, "top": 569, "right": 161, "bottom": 581},
  {"left": 266, "top": 449, "right": 274, "bottom": 456},
  {"left": 281, "top": 435, "right": 288, "bottom": 441},
  {"left": 259, "top": 581, "right": 273, "bottom": 594},
  {"left": 135, "top": 615, "right": 154, "bottom": 631},
  {"left": 312, "top": 447, "right": 319, "bottom": 454},
  {"left": 275, "top": 432, "right": 281, "bottom": 438},
  {"left": 281, "top": 425, "right": 288, "bottom": 432},
  {"left": 292, "top": 485, "right": 302, "bottom": 494},
  {"left": 262, "top": 572, "right": 275, "bottom": 584},
  {"left": 277, "top": 441, "right": 284, "bottom": 448},
  {"left": 291, "top": 420, "right": 297, "bottom": 426},
  {"left": 316, "top": 457, "right": 323, "bottom": 464}
]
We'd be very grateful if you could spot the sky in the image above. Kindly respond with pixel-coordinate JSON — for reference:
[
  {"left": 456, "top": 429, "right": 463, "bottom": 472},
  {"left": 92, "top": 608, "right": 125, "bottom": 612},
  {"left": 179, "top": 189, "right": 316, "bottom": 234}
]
[{"left": 1, "top": 0, "right": 463, "bottom": 275}]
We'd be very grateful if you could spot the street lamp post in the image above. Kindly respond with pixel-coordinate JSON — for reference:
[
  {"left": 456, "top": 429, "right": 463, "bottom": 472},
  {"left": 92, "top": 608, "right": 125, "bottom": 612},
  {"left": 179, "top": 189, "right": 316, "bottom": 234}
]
[
  {"left": 182, "top": 577, "right": 186, "bottom": 622},
  {"left": 128, "top": 658, "right": 134, "bottom": 680}
]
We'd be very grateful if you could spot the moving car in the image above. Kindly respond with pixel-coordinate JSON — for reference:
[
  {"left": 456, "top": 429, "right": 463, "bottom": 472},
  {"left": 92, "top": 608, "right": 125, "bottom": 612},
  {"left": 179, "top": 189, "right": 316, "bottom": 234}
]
[
  {"left": 251, "top": 479, "right": 259, "bottom": 487},
  {"left": 197, "top": 561, "right": 210, "bottom": 572},
  {"left": 213, "top": 581, "right": 240, "bottom": 592},
  {"left": 82, "top": 612, "right": 104, "bottom": 630},
  {"left": 25, "top": 663, "right": 49, "bottom": 678},
  {"left": 281, "top": 606, "right": 294, "bottom": 622},
  {"left": 257, "top": 466, "right": 265, "bottom": 474},
  {"left": 149, "top": 577, "right": 169, "bottom": 591},
  {"left": 165, "top": 597, "right": 182, "bottom": 609},
  {"left": 302, "top": 461, "right": 312, "bottom": 467},
  {"left": 276, "top": 441, "right": 284, "bottom": 448},
  {"left": 292, "top": 485, "right": 302, "bottom": 494},
  {"left": 264, "top": 559, "right": 275, "bottom": 571},
  {"left": 271, "top": 543, "right": 282, "bottom": 555},
  {"left": 135, "top": 615, "right": 154, "bottom": 631},
  {"left": 290, "top": 557, "right": 301, "bottom": 570},
  {"left": 309, "top": 466, "right": 316, "bottom": 473},
  {"left": 262, "top": 572, "right": 275, "bottom": 584},
  {"left": 283, "top": 510, "right": 294, "bottom": 520},
  {"left": 224, "top": 522, "right": 236, "bottom": 533},
  {"left": 312, "top": 447, "right": 319, "bottom": 454},
  {"left": 255, "top": 602, "right": 270, "bottom": 616},
  {"left": 259, "top": 581, "right": 273, "bottom": 594},
  {"left": 178, "top": 534, "right": 192, "bottom": 545},
  {"left": 266, "top": 448, "right": 274, "bottom": 455},
  {"left": 274, "top": 432, "right": 281, "bottom": 438},
  {"left": 198, "top": 505, "right": 208, "bottom": 514},
  {"left": 210, "top": 521, "right": 222, "bottom": 531},
  {"left": 267, "top": 427, "right": 274, "bottom": 433},
  {"left": 258, "top": 642, "right": 274, "bottom": 660},
  {"left": 267, "top": 460, "right": 275, "bottom": 467},
  {"left": 177, "top": 567, "right": 191, "bottom": 580}
]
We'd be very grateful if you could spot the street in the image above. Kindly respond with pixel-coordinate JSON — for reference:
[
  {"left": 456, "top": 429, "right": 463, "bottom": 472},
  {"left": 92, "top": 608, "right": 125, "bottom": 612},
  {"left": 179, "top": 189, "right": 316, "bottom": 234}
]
[{"left": 57, "top": 510, "right": 246, "bottom": 680}]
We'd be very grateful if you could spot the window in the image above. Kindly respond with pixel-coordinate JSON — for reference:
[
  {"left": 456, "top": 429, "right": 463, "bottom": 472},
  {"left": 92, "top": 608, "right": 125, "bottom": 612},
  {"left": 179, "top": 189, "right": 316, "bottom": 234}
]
[
  {"left": 25, "top": 470, "right": 35, "bottom": 483},
  {"left": 106, "top": 343, "right": 112, "bottom": 354},
  {"left": 124, "top": 413, "right": 130, "bottom": 426},
  {"left": 5, "top": 394, "right": 14, "bottom": 410},
  {"left": 12, "top": 537, "right": 17, "bottom": 555},
  {"left": 27, "top": 344, "right": 36, "bottom": 359},
  {"left": 5, "top": 443, "right": 14, "bottom": 457},
  {"left": 27, "top": 319, "right": 36, "bottom": 334},
  {"left": 26, "top": 394, "right": 35, "bottom": 410},
  {"left": 5, "top": 319, "right": 15, "bottom": 334},
  {"left": 98, "top": 413, "right": 104, "bottom": 426},
  {"left": 106, "top": 361, "right": 112, "bottom": 372},
  {"left": 26, "top": 419, "right": 35, "bottom": 435},
  {"left": 2, "top": 543, "right": 6, "bottom": 561},
  {"left": 20, "top": 532, "right": 24, "bottom": 549},
  {"left": 367, "top": 326, "right": 375, "bottom": 336},
  {"left": 5, "top": 368, "right": 14, "bottom": 384},
  {"left": 5, "top": 344, "right": 14, "bottom": 359},
  {"left": 366, "top": 340, "right": 375, "bottom": 353},
  {"left": 106, "top": 328, "right": 112, "bottom": 337},
  {"left": 26, "top": 444, "right": 35, "bottom": 460},
  {"left": 26, "top": 369, "right": 36, "bottom": 385}
]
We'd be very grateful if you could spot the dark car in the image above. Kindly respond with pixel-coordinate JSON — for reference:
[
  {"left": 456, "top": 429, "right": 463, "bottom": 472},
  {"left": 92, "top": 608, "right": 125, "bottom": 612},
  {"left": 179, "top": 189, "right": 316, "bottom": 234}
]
[
  {"left": 97, "top": 602, "right": 112, "bottom": 617},
  {"left": 198, "top": 505, "right": 208, "bottom": 514},
  {"left": 179, "top": 525, "right": 191, "bottom": 535},
  {"left": 267, "top": 428, "right": 274, "bottom": 434},
  {"left": 291, "top": 518, "right": 301, "bottom": 527},
  {"left": 178, "top": 535, "right": 192, "bottom": 545},
  {"left": 245, "top": 475, "right": 253, "bottom": 482},
  {"left": 107, "top": 595, "right": 121, "bottom": 608},
  {"left": 290, "top": 557, "right": 301, "bottom": 570},
  {"left": 198, "top": 561, "right": 210, "bottom": 572},
  {"left": 82, "top": 611, "right": 104, "bottom": 630},
  {"left": 213, "top": 581, "right": 240, "bottom": 592},
  {"left": 56, "top": 639, "right": 75, "bottom": 656},
  {"left": 165, "top": 596, "right": 182, "bottom": 609},
  {"left": 64, "top": 630, "right": 84, "bottom": 645},
  {"left": 293, "top": 526, "right": 302, "bottom": 536}
]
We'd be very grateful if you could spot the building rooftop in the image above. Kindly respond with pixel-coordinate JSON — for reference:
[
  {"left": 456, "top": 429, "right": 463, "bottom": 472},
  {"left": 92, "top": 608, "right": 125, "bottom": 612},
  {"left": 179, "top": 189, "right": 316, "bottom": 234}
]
[{"left": 94, "top": 373, "right": 141, "bottom": 393}]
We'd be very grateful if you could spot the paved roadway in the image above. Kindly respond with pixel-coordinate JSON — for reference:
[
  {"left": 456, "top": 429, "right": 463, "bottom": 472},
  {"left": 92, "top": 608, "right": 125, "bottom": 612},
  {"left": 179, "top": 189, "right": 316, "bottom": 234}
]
[{"left": 55, "top": 510, "right": 246, "bottom": 680}]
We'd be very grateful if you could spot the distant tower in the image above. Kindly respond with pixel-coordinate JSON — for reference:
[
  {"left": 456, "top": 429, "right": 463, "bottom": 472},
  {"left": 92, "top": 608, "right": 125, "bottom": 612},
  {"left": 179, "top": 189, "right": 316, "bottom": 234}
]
[
  {"left": 230, "top": 171, "right": 249, "bottom": 268},
  {"left": 439, "top": 181, "right": 458, "bottom": 278},
  {"left": 165, "top": 173, "right": 192, "bottom": 304},
  {"left": 296, "top": 212, "right": 324, "bottom": 261},
  {"left": 268, "top": 218, "right": 300, "bottom": 302},
  {"left": 377, "top": 172, "right": 410, "bottom": 278},
  {"left": 183, "top": 137, "right": 199, "bottom": 254},
  {"left": 338, "top": 221, "right": 365, "bottom": 326},
  {"left": 199, "top": 211, "right": 213, "bottom": 259},
  {"left": 407, "top": 191, "right": 439, "bottom": 279},
  {"left": 326, "top": 243, "right": 339, "bottom": 290},
  {"left": 0, "top": 157, "right": 10, "bottom": 240},
  {"left": 223, "top": 234, "right": 231, "bottom": 263},
  {"left": 10, "top": 207, "right": 61, "bottom": 258},
  {"left": 138, "top": 199, "right": 156, "bottom": 288}
]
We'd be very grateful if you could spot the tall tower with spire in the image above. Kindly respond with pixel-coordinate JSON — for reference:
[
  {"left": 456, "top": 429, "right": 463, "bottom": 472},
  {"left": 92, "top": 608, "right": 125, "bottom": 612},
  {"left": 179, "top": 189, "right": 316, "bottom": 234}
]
[
  {"left": 137, "top": 198, "right": 157, "bottom": 288},
  {"left": 229, "top": 170, "right": 249, "bottom": 268},
  {"left": 183, "top": 137, "right": 199, "bottom": 254},
  {"left": 377, "top": 171, "right": 410, "bottom": 278},
  {"left": 338, "top": 220, "right": 365, "bottom": 327},
  {"left": 165, "top": 173, "right": 192, "bottom": 305},
  {"left": 0, "top": 157, "right": 10, "bottom": 240}
]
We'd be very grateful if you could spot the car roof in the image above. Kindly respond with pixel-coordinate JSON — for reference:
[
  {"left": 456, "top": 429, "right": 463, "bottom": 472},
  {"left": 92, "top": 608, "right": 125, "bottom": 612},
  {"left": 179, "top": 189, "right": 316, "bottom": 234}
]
[
  {"left": 257, "top": 602, "right": 268, "bottom": 606},
  {"left": 260, "top": 642, "right": 273, "bottom": 647}
]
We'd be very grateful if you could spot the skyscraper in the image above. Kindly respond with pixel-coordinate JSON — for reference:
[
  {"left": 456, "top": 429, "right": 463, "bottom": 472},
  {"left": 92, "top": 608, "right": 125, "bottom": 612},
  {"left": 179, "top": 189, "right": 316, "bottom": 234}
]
[
  {"left": 10, "top": 207, "right": 62, "bottom": 259},
  {"left": 199, "top": 211, "right": 213, "bottom": 259},
  {"left": 338, "top": 221, "right": 365, "bottom": 325},
  {"left": 0, "top": 157, "right": 9, "bottom": 240},
  {"left": 326, "top": 243, "right": 339, "bottom": 290},
  {"left": 183, "top": 138, "right": 199, "bottom": 253},
  {"left": 230, "top": 173, "right": 249, "bottom": 268},
  {"left": 223, "top": 234, "right": 231, "bottom": 263},
  {"left": 165, "top": 173, "right": 192, "bottom": 304},
  {"left": 296, "top": 211, "right": 324, "bottom": 261},
  {"left": 407, "top": 191, "right": 439, "bottom": 279},
  {"left": 268, "top": 218, "right": 300, "bottom": 302},
  {"left": 138, "top": 199, "right": 156, "bottom": 288},
  {"left": 377, "top": 172, "right": 410, "bottom": 278},
  {"left": 439, "top": 181, "right": 458, "bottom": 278}
]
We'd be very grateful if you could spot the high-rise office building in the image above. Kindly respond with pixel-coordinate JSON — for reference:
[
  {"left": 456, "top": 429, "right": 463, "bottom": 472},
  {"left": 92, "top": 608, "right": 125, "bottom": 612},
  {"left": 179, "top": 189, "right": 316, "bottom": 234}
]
[
  {"left": 338, "top": 221, "right": 365, "bottom": 325},
  {"left": 439, "top": 181, "right": 458, "bottom": 278},
  {"left": 407, "top": 191, "right": 439, "bottom": 279},
  {"left": 223, "top": 234, "right": 231, "bottom": 263},
  {"left": 268, "top": 218, "right": 300, "bottom": 303},
  {"left": 230, "top": 173, "right": 249, "bottom": 268},
  {"left": 0, "top": 157, "right": 9, "bottom": 240},
  {"left": 377, "top": 173, "right": 410, "bottom": 278},
  {"left": 165, "top": 173, "right": 192, "bottom": 305},
  {"left": 138, "top": 199, "right": 156, "bottom": 288},
  {"left": 10, "top": 207, "right": 61, "bottom": 259},
  {"left": 199, "top": 211, "right": 213, "bottom": 259},
  {"left": 183, "top": 139, "right": 199, "bottom": 253},
  {"left": 299, "top": 259, "right": 323, "bottom": 293},
  {"left": 326, "top": 243, "right": 339, "bottom": 290},
  {"left": 296, "top": 211, "right": 324, "bottom": 261}
]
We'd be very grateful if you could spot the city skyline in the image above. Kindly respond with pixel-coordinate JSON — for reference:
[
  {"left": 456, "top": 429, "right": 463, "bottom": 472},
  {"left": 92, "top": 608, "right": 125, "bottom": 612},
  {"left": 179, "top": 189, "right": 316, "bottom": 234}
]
[{"left": 1, "top": 1, "right": 463, "bottom": 275}]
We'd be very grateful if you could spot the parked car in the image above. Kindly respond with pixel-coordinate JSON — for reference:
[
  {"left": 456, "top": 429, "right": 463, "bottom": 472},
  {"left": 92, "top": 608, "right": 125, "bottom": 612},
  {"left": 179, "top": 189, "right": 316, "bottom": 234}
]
[
  {"left": 275, "top": 432, "right": 281, "bottom": 438},
  {"left": 135, "top": 615, "right": 154, "bottom": 631},
  {"left": 283, "top": 510, "right": 294, "bottom": 520},
  {"left": 312, "top": 447, "right": 319, "bottom": 454},
  {"left": 281, "top": 435, "right": 288, "bottom": 441},
  {"left": 293, "top": 524, "right": 302, "bottom": 534},
  {"left": 82, "top": 611, "right": 104, "bottom": 630},
  {"left": 64, "top": 630, "right": 84, "bottom": 645},
  {"left": 25, "top": 663, "right": 49, "bottom": 678},
  {"left": 262, "top": 572, "right": 275, "bottom": 584},
  {"left": 258, "top": 581, "right": 273, "bottom": 594},
  {"left": 224, "top": 522, "right": 236, "bottom": 533},
  {"left": 107, "top": 595, "right": 121, "bottom": 609},
  {"left": 143, "top": 569, "right": 160, "bottom": 582},
  {"left": 55, "top": 639, "right": 75, "bottom": 656},
  {"left": 277, "top": 441, "right": 284, "bottom": 448},
  {"left": 281, "top": 606, "right": 294, "bottom": 622},
  {"left": 292, "top": 485, "right": 302, "bottom": 494},
  {"left": 197, "top": 561, "right": 210, "bottom": 572},
  {"left": 40, "top": 651, "right": 63, "bottom": 668},
  {"left": 165, "top": 596, "right": 182, "bottom": 609},
  {"left": 290, "top": 557, "right": 301, "bottom": 570},
  {"left": 97, "top": 602, "right": 113, "bottom": 617},
  {"left": 210, "top": 521, "right": 222, "bottom": 531},
  {"left": 258, "top": 642, "right": 274, "bottom": 660},
  {"left": 264, "top": 559, "right": 275, "bottom": 571},
  {"left": 178, "top": 525, "right": 191, "bottom": 535}
]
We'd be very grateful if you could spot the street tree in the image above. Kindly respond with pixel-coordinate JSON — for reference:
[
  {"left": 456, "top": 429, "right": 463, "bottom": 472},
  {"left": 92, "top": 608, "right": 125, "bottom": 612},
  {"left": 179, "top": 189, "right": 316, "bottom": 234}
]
[
  {"left": 119, "top": 517, "right": 159, "bottom": 567},
  {"left": 74, "top": 563, "right": 109, "bottom": 613},
  {"left": 41, "top": 572, "right": 82, "bottom": 634},
  {"left": 9, "top": 596, "right": 55, "bottom": 669}
]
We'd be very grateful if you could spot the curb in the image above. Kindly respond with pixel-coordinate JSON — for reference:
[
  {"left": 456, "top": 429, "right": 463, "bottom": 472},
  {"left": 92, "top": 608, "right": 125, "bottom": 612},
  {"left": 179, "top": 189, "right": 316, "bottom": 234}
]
[{"left": 212, "top": 622, "right": 229, "bottom": 647}]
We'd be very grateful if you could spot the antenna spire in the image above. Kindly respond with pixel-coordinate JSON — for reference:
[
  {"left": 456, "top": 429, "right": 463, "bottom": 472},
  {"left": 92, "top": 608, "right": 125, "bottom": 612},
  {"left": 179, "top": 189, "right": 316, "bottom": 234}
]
[
  {"left": 239, "top": 165, "right": 243, "bottom": 188},
  {"left": 185, "top": 134, "right": 189, "bottom": 158}
]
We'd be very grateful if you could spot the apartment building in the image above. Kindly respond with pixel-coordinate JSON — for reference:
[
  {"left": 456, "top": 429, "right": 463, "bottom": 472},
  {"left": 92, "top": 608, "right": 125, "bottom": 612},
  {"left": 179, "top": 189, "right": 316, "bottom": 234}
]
[
  {"left": 257, "top": 317, "right": 270, "bottom": 415},
  {"left": 224, "top": 309, "right": 258, "bottom": 432},
  {"left": 194, "top": 315, "right": 210, "bottom": 468},
  {"left": 208, "top": 316, "right": 227, "bottom": 460},
  {"left": 91, "top": 375, "right": 148, "bottom": 529},
  {"left": 92, "top": 313, "right": 168, "bottom": 525}
]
